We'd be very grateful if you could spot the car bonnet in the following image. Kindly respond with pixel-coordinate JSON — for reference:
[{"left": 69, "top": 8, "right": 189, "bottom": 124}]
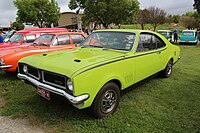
[{"left": 19, "top": 47, "right": 126, "bottom": 78}]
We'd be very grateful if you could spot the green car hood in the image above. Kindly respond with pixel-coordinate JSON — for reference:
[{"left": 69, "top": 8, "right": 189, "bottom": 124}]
[{"left": 20, "top": 47, "right": 126, "bottom": 77}]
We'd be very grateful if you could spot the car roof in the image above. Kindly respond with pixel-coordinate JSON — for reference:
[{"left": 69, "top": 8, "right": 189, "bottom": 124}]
[
  {"left": 47, "top": 31, "right": 85, "bottom": 35},
  {"left": 182, "top": 30, "right": 196, "bottom": 32},
  {"left": 16, "top": 28, "right": 68, "bottom": 34},
  {"left": 93, "top": 29, "right": 158, "bottom": 34}
]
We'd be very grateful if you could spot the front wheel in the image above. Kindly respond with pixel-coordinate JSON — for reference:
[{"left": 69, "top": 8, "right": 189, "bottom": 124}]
[
  {"left": 161, "top": 60, "right": 173, "bottom": 78},
  {"left": 91, "top": 82, "right": 120, "bottom": 119}
]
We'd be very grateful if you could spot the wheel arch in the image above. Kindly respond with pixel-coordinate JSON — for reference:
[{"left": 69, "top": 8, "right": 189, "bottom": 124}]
[{"left": 105, "top": 79, "right": 122, "bottom": 91}]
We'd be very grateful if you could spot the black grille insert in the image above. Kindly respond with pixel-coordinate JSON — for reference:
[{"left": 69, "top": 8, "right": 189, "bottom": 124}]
[
  {"left": 42, "top": 71, "right": 66, "bottom": 89},
  {"left": 27, "top": 66, "right": 39, "bottom": 79}
]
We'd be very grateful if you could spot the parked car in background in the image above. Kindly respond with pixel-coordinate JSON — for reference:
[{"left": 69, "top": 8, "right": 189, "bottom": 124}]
[
  {"left": 0, "top": 32, "right": 86, "bottom": 73},
  {"left": 157, "top": 30, "right": 173, "bottom": 42},
  {"left": 0, "top": 28, "right": 68, "bottom": 50},
  {"left": 3, "top": 30, "right": 16, "bottom": 42},
  {"left": 179, "top": 30, "right": 198, "bottom": 45},
  {"left": 17, "top": 29, "right": 180, "bottom": 118}
]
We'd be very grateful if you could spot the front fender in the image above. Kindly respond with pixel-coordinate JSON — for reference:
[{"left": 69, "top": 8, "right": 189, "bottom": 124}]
[{"left": 73, "top": 63, "right": 128, "bottom": 108}]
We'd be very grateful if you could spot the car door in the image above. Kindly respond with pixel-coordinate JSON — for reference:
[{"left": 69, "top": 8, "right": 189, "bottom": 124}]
[{"left": 134, "top": 33, "right": 166, "bottom": 83}]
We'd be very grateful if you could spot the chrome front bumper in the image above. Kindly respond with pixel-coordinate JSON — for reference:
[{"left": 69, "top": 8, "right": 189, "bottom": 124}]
[
  {"left": 17, "top": 73, "right": 89, "bottom": 108},
  {"left": 0, "top": 65, "right": 12, "bottom": 69}
]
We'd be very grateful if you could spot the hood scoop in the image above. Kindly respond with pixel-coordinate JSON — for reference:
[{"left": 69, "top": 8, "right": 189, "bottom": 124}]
[
  {"left": 43, "top": 53, "right": 47, "bottom": 56},
  {"left": 74, "top": 59, "right": 81, "bottom": 62}
]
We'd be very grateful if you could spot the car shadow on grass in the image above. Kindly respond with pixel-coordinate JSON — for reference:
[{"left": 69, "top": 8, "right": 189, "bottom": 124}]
[{"left": 0, "top": 71, "right": 18, "bottom": 81}]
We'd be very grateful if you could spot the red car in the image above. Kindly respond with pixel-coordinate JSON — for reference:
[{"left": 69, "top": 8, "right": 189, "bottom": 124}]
[
  {"left": 0, "top": 32, "right": 87, "bottom": 72},
  {"left": 0, "top": 28, "right": 67, "bottom": 50}
]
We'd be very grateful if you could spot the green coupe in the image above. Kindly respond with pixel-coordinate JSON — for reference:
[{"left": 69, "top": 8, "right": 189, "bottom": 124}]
[
  {"left": 17, "top": 29, "right": 180, "bottom": 118},
  {"left": 157, "top": 30, "right": 173, "bottom": 42}
]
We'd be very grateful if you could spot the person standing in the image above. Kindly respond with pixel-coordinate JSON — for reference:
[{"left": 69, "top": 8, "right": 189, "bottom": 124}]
[
  {"left": 173, "top": 29, "right": 179, "bottom": 43},
  {"left": 0, "top": 31, "right": 4, "bottom": 43}
]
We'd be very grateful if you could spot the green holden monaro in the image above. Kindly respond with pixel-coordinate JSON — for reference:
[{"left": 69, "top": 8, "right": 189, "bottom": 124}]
[{"left": 18, "top": 29, "right": 180, "bottom": 118}]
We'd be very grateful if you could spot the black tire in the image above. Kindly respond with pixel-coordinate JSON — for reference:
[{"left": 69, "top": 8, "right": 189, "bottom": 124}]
[
  {"left": 161, "top": 60, "right": 173, "bottom": 78},
  {"left": 91, "top": 82, "right": 120, "bottom": 119}
]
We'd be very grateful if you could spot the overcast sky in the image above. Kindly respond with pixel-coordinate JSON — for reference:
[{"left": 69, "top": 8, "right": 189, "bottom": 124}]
[{"left": 0, "top": 0, "right": 194, "bottom": 27}]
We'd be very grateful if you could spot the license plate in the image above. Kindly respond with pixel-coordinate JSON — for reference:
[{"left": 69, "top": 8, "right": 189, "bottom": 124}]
[{"left": 37, "top": 87, "right": 50, "bottom": 100}]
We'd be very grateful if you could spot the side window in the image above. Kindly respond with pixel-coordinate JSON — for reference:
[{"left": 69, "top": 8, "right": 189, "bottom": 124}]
[
  {"left": 71, "top": 34, "right": 85, "bottom": 44},
  {"left": 136, "top": 33, "right": 165, "bottom": 52},
  {"left": 24, "top": 34, "right": 36, "bottom": 43},
  {"left": 155, "top": 36, "right": 165, "bottom": 48},
  {"left": 56, "top": 35, "right": 70, "bottom": 45}
]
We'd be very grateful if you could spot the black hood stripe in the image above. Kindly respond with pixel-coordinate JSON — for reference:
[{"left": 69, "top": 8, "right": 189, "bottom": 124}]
[{"left": 76, "top": 48, "right": 167, "bottom": 76}]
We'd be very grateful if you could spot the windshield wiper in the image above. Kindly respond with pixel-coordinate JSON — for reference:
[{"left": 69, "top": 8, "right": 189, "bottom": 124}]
[
  {"left": 81, "top": 45, "right": 103, "bottom": 48},
  {"left": 110, "top": 47, "right": 126, "bottom": 51},
  {"left": 89, "top": 45, "right": 103, "bottom": 48},
  {"left": 80, "top": 45, "right": 90, "bottom": 48}
]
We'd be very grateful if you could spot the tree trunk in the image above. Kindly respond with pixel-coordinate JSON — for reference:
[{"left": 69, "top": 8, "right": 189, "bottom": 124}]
[
  {"left": 141, "top": 24, "right": 144, "bottom": 30},
  {"left": 103, "top": 23, "right": 108, "bottom": 29}
]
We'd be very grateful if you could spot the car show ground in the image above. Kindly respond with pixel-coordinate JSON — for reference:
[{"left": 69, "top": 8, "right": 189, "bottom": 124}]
[
  {"left": 0, "top": 98, "right": 44, "bottom": 133},
  {"left": 0, "top": 45, "right": 200, "bottom": 132},
  {"left": 0, "top": 116, "right": 44, "bottom": 133}
]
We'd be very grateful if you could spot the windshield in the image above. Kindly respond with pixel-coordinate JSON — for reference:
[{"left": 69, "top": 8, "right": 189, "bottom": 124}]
[
  {"left": 182, "top": 32, "right": 194, "bottom": 36},
  {"left": 33, "top": 34, "right": 55, "bottom": 46},
  {"left": 9, "top": 33, "right": 23, "bottom": 43},
  {"left": 81, "top": 31, "right": 135, "bottom": 51}
]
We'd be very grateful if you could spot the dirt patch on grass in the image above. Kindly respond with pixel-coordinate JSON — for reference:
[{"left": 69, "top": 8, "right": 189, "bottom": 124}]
[
  {"left": 0, "top": 98, "right": 6, "bottom": 108},
  {"left": 0, "top": 98, "right": 45, "bottom": 133},
  {"left": 0, "top": 116, "right": 45, "bottom": 133}
]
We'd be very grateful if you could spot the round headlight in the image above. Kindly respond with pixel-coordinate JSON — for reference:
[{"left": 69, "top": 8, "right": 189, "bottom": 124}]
[
  {"left": 23, "top": 65, "right": 28, "bottom": 73},
  {"left": 67, "top": 79, "right": 73, "bottom": 92}
]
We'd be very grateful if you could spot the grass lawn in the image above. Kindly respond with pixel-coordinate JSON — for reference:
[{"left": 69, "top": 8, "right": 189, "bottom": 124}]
[
  {"left": 0, "top": 45, "right": 200, "bottom": 132},
  {"left": 121, "top": 23, "right": 186, "bottom": 32}
]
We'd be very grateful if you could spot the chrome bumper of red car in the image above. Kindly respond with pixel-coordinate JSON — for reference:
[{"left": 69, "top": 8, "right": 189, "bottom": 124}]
[
  {"left": 0, "top": 65, "right": 12, "bottom": 69},
  {"left": 17, "top": 73, "right": 89, "bottom": 108}
]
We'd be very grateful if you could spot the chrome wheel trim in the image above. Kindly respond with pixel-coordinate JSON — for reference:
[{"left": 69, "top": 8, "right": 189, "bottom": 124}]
[
  {"left": 100, "top": 90, "right": 117, "bottom": 114},
  {"left": 167, "top": 63, "right": 172, "bottom": 75}
]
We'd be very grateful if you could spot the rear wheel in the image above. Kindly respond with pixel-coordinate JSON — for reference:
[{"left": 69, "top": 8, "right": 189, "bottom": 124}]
[
  {"left": 91, "top": 82, "right": 120, "bottom": 119},
  {"left": 161, "top": 60, "right": 173, "bottom": 78}
]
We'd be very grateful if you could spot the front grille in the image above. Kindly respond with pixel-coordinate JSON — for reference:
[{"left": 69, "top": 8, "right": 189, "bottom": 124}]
[
  {"left": 27, "top": 66, "right": 40, "bottom": 79},
  {"left": 18, "top": 63, "right": 70, "bottom": 93},
  {"left": 42, "top": 71, "right": 67, "bottom": 89}
]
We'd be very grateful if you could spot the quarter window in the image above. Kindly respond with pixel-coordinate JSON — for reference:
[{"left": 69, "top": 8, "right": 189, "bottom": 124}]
[
  {"left": 71, "top": 34, "right": 85, "bottom": 44},
  {"left": 24, "top": 34, "right": 36, "bottom": 43},
  {"left": 55, "top": 35, "right": 70, "bottom": 45},
  {"left": 136, "top": 33, "right": 165, "bottom": 52}
]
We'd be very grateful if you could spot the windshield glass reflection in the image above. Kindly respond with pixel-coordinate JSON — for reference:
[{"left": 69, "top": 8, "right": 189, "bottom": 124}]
[
  {"left": 80, "top": 31, "right": 135, "bottom": 51},
  {"left": 33, "top": 34, "right": 55, "bottom": 46}
]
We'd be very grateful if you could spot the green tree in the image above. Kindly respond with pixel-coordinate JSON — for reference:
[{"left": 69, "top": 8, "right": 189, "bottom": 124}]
[
  {"left": 13, "top": 0, "right": 60, "bottom": 28},
  {"left": 68, "top": 0, "right": 86, "bottom": 10},
  {"left": 69, "top": 0, "right": 139, "bottom": 29},
  {"left": 180, "top": 11, "right": 200, "bottom": 29},
  {"left": 180, "top": 16, "right": 198, "bottom": 29},
  {"left": 12, "top": 19, "right": 24, "bottom": 31},
  {"left": 166, "top": 15, "right": 173, "bottom": 24},
  {"left": 172, "top": 15, "right": 180, "bottom": 24},
  {"left": 194, "top": 0, "right": 200, "bottom": 14}
]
